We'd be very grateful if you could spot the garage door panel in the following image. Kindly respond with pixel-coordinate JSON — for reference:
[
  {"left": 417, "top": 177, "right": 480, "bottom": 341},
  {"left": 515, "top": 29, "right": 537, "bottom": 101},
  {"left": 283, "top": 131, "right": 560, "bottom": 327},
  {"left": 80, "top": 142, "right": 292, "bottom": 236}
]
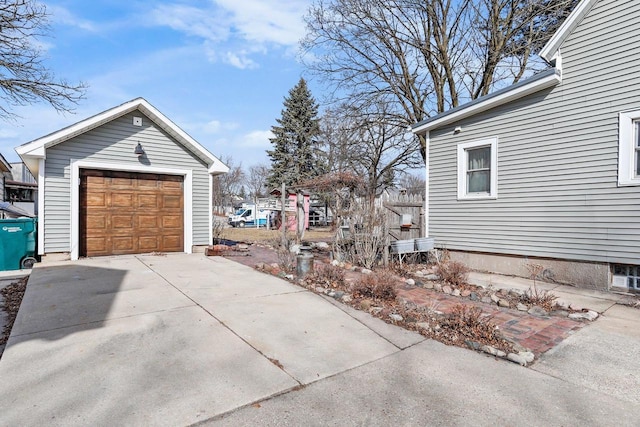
[
  {"left": 112, "top": 236, "right": 135, "bottom": 252},
  {"left": 138, "top": 194, "right": 158, "bottom": 208},
  {"left": 139, "top": 236, "right": 160, "bottom": 251},
  {"left": 85, "top": 237, "right": 107, "bottom": 253},
  {"left": 112, "top": 193, "right": 134, "bottom": 207},
  {"left": 112, "top": 215, "right": 133, "bottom": 230},
  {"left": 162, "top": 235, "right": 182, "bottom": 251},
  {"left": 80, "top": 169, "right": 184, "bottom": 257},
  {"left": 85, "top": 215, "right": 106, "bottom": 230},
  {"left": 138, "top": 215, "right": 159, "bottom": 228},
  {"left": 163, "top": 195, "right": 182, "bottom": 208},
  {"left": 86, "top": 193, "right": 107, "bottom": 208}
]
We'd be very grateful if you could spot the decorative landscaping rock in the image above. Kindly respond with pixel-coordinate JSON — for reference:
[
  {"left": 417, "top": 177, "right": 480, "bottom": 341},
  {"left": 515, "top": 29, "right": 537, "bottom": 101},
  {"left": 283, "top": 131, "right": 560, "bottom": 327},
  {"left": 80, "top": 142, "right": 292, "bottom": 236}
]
[
  {"left": 490, "top": 294, "right": 500, "bottom": 303},
  {"left": 470, "top": 292, "right": 479, "bottom": 301},
  {"left": 315, "top": 242, "right": 330, "bottom": 250},
  {"left": 465, "top": 340, "right": 482, "bottom": 351},
  {"left": 527, "top": 306, "right": 548, "bottom": 317},
  {"left": 334, "top": 291, "right": 345, "bottom": 300},
  {"left": 236, "top": 244, "right": 250, "bottom": 251},
  {"left": 507, "top": 353, "right": 528, "bottom": 366},
  {"left": 442, "top": 285, "right": 452, "bottom": 295},
  {"left": 406, "top": 278, "right": 415, "bottom": 286},
  {"left": 414, "top": 271, "right": 425, "bottom": 278},
  {"left": 434, "top": 283, "right": 443, "bottom": 292},
  {"left": 568, "top": 310, "right": 599, "bottom": 321},
  {"left": 341, "top": 294, "right": 353, "bottom": 303},
  {"left": 327, "top": 291, "right": 336, "bottom": 297},
  {"left": 481, "top": 296, "right": 492, "bottom": 304},
  {"left": 370, "top": 307, "right": 383, "bottom": 315},
  {"left": 569, "top": 303, "right": 583, "bottom": 311},
  {"left": 519, "top": 351, "right": 535, "bottom": 364},
  {"left": 451, "top": 289, "right": 461, "bottom": 297},
  {"left": 416, "top": 322, "right": 430, "bottom": 331},
  {"left": 360, "top": 299, "right": 373, "bottom": 311},
  {"left": 389, "top": 313, "right": 404, "bottom": 322},
  {"left": 425, "top": 274, "right": 440, "bottom": 281},
  {"left": 315, "top": 287, "right": 326, "bottom": 293},
  {"left": 331, "top": 260, "right": 340, "bottom": 267},
  {"left": 361, "top": 268, "right": 373, "bottom": 275},
  {"left": 498, "top": 299, "right": 510, "bottom": 308},
  {"left": 509, "top": 288, "right": 524, "bottom": 297},
  {"left": 423, "top": 282, "right": 434, "bottom": 290},
  {"left": 481, "top": 345, "right": 506, "bottom": 358},
  {"left": 551, "top": 309, "right": 569, "bottom": 317},
  {"left": 255, "top": 262, "right": 266, "bottom": 270},
  {"left": 461, "top": 290, "right": 471, "bottom": 298},
  {"left": 555, "top": 300, "right": 569, "bottom": 309},
  {"left": 270, "top": 263, "right": 280, "bottom": 270},
  {"left": 516, "top": 303, "right": 528, "bottom": 311}
]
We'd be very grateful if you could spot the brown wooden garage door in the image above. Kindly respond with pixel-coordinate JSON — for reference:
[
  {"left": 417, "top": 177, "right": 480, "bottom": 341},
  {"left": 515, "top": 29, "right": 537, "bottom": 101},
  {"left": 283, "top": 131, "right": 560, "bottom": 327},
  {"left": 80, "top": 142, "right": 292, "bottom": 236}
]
[{"left": 80, "top": 169, "right": 184, "bottom": 257}]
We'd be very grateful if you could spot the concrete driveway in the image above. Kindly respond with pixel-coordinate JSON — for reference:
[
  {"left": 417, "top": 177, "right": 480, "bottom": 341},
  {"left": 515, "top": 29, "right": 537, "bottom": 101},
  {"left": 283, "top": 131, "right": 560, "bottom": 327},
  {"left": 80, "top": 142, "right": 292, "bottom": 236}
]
[{"left": 0, "top": 254, "right": 639, "bottom": 426}]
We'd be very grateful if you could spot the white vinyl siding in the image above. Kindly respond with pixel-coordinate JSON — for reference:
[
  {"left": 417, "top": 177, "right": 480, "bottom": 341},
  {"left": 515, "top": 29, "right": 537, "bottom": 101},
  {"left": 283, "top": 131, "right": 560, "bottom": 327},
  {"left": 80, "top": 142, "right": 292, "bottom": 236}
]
[
  {"left": 427, "top": 0, "right": 640, "bottom": 265},
  {"left": 44, "top": 111, "right": 210, "bottom": 253}
]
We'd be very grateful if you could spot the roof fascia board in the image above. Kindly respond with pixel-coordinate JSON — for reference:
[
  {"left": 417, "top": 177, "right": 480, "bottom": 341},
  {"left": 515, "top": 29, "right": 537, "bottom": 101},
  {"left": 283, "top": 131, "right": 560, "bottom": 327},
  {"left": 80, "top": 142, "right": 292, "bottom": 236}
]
[
  {"left": 539, "top": 0, "right": 598, "bottom": 62},
  {"left": 412, "top": 69, "right": 561, "bottom": 134}
]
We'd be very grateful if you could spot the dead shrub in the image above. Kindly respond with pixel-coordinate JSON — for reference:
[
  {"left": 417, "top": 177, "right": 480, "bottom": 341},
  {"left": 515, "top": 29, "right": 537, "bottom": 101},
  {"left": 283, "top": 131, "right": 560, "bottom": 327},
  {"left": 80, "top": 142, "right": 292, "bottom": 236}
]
[
  {"left": 521, "top": 288, "right": 558, "bottom": 312},
  {"left": 352, "top": 270, "right": 397, "bottom": 301},
  {"left": 276, "top": 248, "right": 296, "bottom": 273},
  {"left": 441, "top": 304, "right": 502, "bottom": 344},
  {"left": 438, "top": 260, "right": 469, "bottom": 286},
  {"left": 311, "top": 264, "right": 346, "bottom": 288}
]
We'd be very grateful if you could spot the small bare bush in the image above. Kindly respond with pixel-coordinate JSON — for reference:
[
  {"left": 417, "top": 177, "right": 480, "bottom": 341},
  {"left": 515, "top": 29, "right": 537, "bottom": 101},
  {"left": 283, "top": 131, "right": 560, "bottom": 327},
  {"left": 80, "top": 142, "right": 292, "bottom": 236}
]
[
  {"left": 441, "top": 304, "right": 502, "bottom": 344},
  {"left": 438, "top": 261, "right": 469, "bottom": 286},
  {"left": 352, "top": 270, "right": 397, "bottom": 301},
  {"left": 276, "top": 249, "right": 296, "bottom": 273},
  {"left": 522, "top": 262, "right": 557, "bottom": 311},
  {"left": 212, "top": 217, "right": 226, "bottom": 244},
  {"left": 311, "top": 264, "right": 346, "bottom": 288}
]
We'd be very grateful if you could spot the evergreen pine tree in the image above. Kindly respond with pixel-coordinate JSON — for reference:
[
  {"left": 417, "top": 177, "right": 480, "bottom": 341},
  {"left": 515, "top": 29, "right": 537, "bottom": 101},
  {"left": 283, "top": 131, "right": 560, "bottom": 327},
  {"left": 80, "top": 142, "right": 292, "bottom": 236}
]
[{"left": 266, "top": 78, "right": 322, "bottom": 189}]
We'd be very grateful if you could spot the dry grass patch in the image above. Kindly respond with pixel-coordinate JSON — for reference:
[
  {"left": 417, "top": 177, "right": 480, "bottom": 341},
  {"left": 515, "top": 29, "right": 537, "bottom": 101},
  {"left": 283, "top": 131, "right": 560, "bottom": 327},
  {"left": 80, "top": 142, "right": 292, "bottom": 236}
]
[{"left": 221, "top": 227, "right": 333, "bottom": 243}]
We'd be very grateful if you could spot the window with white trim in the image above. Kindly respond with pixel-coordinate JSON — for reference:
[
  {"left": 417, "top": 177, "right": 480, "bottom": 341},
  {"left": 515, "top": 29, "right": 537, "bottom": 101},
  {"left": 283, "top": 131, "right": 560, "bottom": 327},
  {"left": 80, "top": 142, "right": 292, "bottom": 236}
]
[
  {"left": 618, "top": 110, "right": 640, "bottom": 186},
  {"left": 457, "top": 138, "right": 498, "bottom": 199}
]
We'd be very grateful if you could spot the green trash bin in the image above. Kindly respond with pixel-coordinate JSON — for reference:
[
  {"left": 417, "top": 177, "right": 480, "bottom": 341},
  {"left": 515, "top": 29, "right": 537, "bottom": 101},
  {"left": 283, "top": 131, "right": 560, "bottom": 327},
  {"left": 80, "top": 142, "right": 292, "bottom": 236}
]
[{"left": 0, "top": 218, "right": 37, "bottom": 271}]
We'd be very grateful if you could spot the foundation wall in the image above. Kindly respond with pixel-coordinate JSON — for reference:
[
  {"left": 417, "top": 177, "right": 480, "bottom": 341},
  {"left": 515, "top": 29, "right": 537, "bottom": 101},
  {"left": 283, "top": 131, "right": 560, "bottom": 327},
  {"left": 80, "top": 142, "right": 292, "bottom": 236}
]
[{"left": 447, "top": 250, "right": 611, "bottom": 291}]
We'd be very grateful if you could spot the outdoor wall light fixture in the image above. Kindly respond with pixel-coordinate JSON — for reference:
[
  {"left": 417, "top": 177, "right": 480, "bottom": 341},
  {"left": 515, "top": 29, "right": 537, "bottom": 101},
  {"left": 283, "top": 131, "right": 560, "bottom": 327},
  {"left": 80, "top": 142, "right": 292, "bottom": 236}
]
[
  {"left": 134, "top": 142, "right": 145, "bottom": 156},
  {"left": 454, "top": 126, "right": 462, "bottom": 134}
]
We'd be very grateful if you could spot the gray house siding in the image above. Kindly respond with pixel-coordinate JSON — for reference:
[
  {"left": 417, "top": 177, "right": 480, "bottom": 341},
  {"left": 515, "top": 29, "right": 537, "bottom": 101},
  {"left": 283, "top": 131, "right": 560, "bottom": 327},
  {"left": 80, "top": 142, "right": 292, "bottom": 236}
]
[
  {"left": 44, "top": 111, "right": 210, "bottom": 253},
  {"left": 428, "top": 0, "right": 640, "bottom": 265}
]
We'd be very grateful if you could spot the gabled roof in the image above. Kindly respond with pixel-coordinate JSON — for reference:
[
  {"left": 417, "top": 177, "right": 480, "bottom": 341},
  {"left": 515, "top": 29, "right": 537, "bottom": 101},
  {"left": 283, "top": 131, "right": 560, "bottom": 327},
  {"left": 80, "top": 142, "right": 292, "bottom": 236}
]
[
  {"left": 539, "top": 0, "right": 598, "bottom": 62},
  {"left": 412, "top": 0, "right": 594, "bottom": 135},
  {"left": 16, "top": 97, "right": 229, "bottom": 177}
]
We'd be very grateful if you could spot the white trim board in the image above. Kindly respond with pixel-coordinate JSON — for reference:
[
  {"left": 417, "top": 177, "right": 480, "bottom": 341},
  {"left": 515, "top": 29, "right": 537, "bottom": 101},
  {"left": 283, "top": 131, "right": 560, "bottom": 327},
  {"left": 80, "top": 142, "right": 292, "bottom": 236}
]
[{"left": 69, "top": 160, "right": 193, "bottom": 261}]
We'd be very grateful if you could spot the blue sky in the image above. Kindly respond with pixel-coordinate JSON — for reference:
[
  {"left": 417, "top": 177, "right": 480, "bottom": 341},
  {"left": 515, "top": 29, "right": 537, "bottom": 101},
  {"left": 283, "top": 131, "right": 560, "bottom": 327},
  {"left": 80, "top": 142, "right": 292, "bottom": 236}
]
[{"left": 0, "top": 0, "right": 316, "bottom": 170}]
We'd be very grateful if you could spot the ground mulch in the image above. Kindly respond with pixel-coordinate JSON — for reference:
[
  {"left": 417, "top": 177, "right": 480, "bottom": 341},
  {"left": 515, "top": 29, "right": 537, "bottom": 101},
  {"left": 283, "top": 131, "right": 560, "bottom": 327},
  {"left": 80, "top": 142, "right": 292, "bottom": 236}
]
[{"left": 1, "top": 277, "right": 28, "bottom": 346}]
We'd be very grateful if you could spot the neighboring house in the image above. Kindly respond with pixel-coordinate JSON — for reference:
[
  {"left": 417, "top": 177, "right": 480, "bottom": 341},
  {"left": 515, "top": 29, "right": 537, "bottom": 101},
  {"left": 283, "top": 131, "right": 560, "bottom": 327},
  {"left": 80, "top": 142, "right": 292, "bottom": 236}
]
[
  {"left": 16, "top": 98, "right": 228, "bottom": 261},
  {"left": 0, "top": 153, "right": 10, "bottom": 202},
  {"left": 411, "top": 0, "right": 640, "bottom": 291}
]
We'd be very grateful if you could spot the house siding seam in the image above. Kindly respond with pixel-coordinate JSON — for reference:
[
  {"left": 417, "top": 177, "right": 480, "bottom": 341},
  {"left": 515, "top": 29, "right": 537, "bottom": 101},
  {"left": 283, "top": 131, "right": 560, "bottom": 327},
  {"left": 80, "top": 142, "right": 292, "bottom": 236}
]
[
  {"left": 427, "top": 0, "right": 640, "bottom": 266},
  {"left": 44, "top": 111, "right": 210, "bottom": 253}
]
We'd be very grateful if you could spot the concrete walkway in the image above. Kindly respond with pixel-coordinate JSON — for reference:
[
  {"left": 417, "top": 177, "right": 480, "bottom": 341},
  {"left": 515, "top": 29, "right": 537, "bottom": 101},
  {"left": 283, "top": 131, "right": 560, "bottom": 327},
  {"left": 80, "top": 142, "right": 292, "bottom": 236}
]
[{"left": 0, "top": 254, "right": 638, "bottom": 426}]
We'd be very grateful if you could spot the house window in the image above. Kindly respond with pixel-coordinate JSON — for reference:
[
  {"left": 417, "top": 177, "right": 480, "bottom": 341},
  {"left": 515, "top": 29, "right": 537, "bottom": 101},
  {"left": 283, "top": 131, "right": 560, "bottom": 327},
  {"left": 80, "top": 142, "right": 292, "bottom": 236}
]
[
  {"left": 618, "top": 110, "right": 640, "bottom": 186},
  {"left": 612, "top": 264, "right": 640, "bottom": 290},
  {"left": 635, "top": 120, "right": 640, "bottom": 177},
  {"left": 457, "top": 138, "right": 498, "bottom": 199}
]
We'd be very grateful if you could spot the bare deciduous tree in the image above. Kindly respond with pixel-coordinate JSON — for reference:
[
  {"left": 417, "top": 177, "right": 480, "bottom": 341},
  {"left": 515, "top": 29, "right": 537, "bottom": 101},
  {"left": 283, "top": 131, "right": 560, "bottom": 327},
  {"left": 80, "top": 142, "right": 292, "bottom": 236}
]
[
  {"left": 0, "top": 1, "right": 86, "bottom": 119},
  {"left": 212, "top": 155, "right": 245, "bottom": 214},
  {"left": 302, "top": 0, "right": 578, "bottom": 160},
  {"left": 246, "top": 164, "right": 271, "bottom": 199}
]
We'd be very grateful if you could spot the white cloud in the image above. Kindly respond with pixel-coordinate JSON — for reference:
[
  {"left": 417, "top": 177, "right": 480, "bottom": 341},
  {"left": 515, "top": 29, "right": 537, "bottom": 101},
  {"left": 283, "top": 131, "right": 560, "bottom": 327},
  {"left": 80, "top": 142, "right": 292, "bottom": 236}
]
[
  {"left": 201, "top": 119, "right": 239, "bottom": 134},
  {"left": 241, "top": 130, "right": 274, "bottom": 148},
  {"left": 47, "top": 5, "right": 98, "bottom": 32},
  {"left": 148, "top": 0, "right": 309, "bottom": 69}
]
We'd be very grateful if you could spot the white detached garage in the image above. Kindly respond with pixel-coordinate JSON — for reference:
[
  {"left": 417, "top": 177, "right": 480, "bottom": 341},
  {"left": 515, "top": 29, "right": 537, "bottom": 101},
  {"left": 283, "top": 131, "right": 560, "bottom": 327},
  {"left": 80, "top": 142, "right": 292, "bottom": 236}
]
[{"left": 16, "top": 98, "right": 228, "bottom": 261}]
